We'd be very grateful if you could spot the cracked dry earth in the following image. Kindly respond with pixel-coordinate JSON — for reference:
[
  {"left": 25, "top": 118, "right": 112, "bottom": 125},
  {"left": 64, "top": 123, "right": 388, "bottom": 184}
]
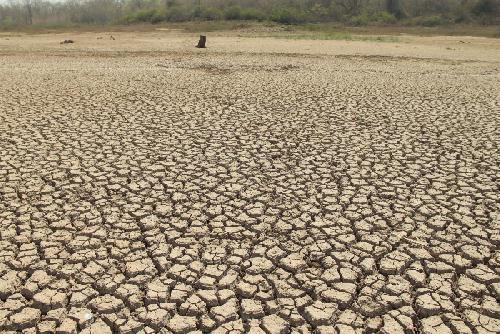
[{"left": 0, "top": 33, "right": 499, "bottom": 334}]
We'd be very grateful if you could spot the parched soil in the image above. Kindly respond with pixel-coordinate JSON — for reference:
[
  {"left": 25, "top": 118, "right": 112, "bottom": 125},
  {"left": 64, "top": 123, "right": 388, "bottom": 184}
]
[{"left": 0, "top": 32, "right": 499, "bottom": 334}]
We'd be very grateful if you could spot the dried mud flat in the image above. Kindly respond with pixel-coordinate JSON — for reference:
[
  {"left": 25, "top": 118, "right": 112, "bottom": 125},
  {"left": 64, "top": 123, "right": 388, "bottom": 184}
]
[{"left": 0, "top": 32, "right": 499, "bottom": 334}]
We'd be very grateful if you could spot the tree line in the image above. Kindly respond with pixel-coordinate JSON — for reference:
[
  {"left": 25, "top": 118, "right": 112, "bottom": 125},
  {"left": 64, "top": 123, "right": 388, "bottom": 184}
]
[{"left": 1, "top": 0, "right": 498, "bottom": 27}]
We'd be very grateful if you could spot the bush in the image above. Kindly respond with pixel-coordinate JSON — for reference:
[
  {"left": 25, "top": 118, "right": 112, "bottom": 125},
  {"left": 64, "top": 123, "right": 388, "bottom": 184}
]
[
  {"left": 348, "top": 14, "right": 370, "bottom": 26},
  {"left": 310, "top": 3, "right": 329, "bottom": 20},
  {"left": 151, "top": 10, "right": 167, "bottom": 24},
  {"left": 0, "top": 17, "right": 17, "bottom": 29},
  {"left": 122, "top": 8, "right": 172, "bottom": 24},
  {"left": 240, "top": 8, "right": 266, "bottom": 21},
  {"left": 348, "top": 11, "right": 396, "bottom": 26},
  {"left": 373, "top": 11, "right": 397, "bottom": 24},
  {"left": 165, "top": 6, "right": 191, "bottom": 22},
  {"left": 224, "top": 6, "right": 242, "bottom": 20},
  {"left": 223, "top": 6, "right": 264, "bottom": 21},
  {"left": 386, "top": 0, "right": 405, "bottom": 19},
  {"left": 406, "top": 15, "right": 445, "bottom": 27},
  {"left": 473, "top": 0, "right": 500, "bottom": 15},
  {"left": 270, "top": 7, "right": 307, "bottom": 24},
  {"left": 202, "top": 7, "right": 223, "bottom": 20},
  {"left": 473, "top": 0, "right": 500, "bottom": 24},
  {"left": 192, "top": 6, "right": 223, "bottom": 21},
  {"left": 452, "top": 5, "right": 475, "bottom": 24},
  {"left": 134, "top": 8, "right": 158, "bottom": 23}
]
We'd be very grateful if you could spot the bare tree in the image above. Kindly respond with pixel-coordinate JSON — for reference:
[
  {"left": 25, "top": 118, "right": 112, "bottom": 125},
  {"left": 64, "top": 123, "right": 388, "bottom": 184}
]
[
  {"left": 335, "top": 0, "right": 365, "bottom": 15},
  {"left": 386, "top": 0, "right": 404, "bottom": 18},
  {"left": 0, "top": 0, "right": 498, "bottom": 27},
  {"left": 24, "top": 0, "right": 33, "bottom": 24}
]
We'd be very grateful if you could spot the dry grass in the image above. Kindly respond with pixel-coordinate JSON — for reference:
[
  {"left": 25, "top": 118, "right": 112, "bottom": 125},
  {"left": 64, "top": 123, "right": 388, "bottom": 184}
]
[
  {"left": 1, "top": 20, "right": 499, "bottom": 39},
  {"left": 259, "top": 32, "right": 400, "bottom": 42},
  {"left": 300, "top": 23, "right": 500, "bottom": 38}
]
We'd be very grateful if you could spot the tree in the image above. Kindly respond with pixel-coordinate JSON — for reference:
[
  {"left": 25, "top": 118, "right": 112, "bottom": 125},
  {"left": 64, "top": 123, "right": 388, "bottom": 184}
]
[
  {"left": 335, "top": 0, "right": 365, "bottom": 15},
  {"left": 386, "top": 0, "right": 405, "bottom": 18},
  {"left": 473, "top": 0, "right": 500, "bottom": 15},
  {"left": 24, "top": 0, "right": 32, "bottom": 25}
]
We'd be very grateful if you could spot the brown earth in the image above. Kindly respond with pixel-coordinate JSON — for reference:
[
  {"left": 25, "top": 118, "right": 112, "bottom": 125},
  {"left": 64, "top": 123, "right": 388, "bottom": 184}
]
[{"left": 0, "top": 31, "right": 499, "bottom": 333}]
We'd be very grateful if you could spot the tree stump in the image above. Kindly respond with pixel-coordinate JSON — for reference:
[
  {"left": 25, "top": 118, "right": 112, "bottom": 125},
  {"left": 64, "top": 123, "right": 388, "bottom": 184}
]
[{"left": 196, "top": 35, "right": 206, "bottom": 48}]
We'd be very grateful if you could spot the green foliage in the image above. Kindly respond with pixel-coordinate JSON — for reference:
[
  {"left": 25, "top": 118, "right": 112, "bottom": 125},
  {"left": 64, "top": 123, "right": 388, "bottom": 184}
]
[
  {"left": 2, "top": 0, "right": 499, "bottom": 28},
  {"left": 224, "top": 6, "right": 242, "bottom": 20},
  {"left": 165, "top": 6, "right": 191, "bottom": 22},
  {"left": 473, "top": 0, "right": 500, "bottom": 15},
  {"left": 150, "top": 10, "right": 167, "bottom": 24},
  {"left": 119, "top": 4, "right": 265, "bottom": 24},
  {"left": 197, "top": 7, "right": 223, "bottom": 21},
  {"left": 69, "top": 0, "right": 122, "bottom": 24},
  {"left": 405, "top": 15, "right": 445, "bottom": 27},
  {"left": 0, "top": 16, "right": 19, "bottom": 29},
  {"left": 348, "top": 14, "right": 369, "bottom": 26},
  {"left": 386, "top": 0, "right": 405, "bottom": 19},
  {"left": 121, "top": 6, "right": 192, "bottom": 24},
  {"left": 373, "top": 11, "right": 398, "bottom": 24},
  {"left": 122, "top": 8, "right": 162, "bottom": 23},
  {"left": 472, "top": 0, "right": 500, "bottom": 23},
  {"left": 134, "top": 8, "right": 158, "bottom": 22},
  {"left": 310, "top": 4, "right": 329, "bottom": 19},
  {"left": 270, "top": 7, "right": 307, "bottom": 24},
  {"left": 240, "top": 8, "right": 266, "bottom": 21},
  {"left": 222, "top": 6, "right": 265, "bottom": 21},
  {"left": 349, "top": 12, "right": 397, "bottom": 26}
]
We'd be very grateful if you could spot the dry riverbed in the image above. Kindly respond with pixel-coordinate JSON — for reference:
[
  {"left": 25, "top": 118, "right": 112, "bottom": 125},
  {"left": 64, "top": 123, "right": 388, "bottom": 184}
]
[{"left": 0, "top": 30, "right": 499, "bottom": 333}]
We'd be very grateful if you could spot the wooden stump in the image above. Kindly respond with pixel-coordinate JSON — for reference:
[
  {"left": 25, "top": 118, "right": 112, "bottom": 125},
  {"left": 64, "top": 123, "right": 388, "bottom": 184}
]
[{"left": 196, "top": 35, "right": 206, "bottom": 48}]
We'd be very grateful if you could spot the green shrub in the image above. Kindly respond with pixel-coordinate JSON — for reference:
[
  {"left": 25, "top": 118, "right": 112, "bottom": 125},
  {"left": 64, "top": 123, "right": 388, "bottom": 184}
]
[
  {"left": 120, "top": 14, "right": 134, "bottom": 24},
  {"left": 151, "top": 9, "right": 167, "bottom": 24},
  {"left": 473, "top": 0, "right": 500, "bottom": 15},
  {"left": 200, "top": 7, "right": 223, "bottom": 20},
  {"left": 240, "top": 8, "right": 266, "bottom": 21},
  {"left": 310, "top": 3, "right": 329, "bottom": 20},
  {"left": 121, "top": 9, "right": 157, "bottom": 24},
  {"left": 423, "top": 15, "right": 444, "bottom": 26},
  {"left": 473, "top": 0, "right": 500, "bottom": 24},
  {"left": 270, "top": 7, "right": 307, "bottom": 24},
  {"left": 348, "top": 11, "right": 396, "bottom": 26},
  {"left": 452, "top": 5, "right": 474, "bottom": 24},
  {"left": 134, "top": 8, "right": 158, "bottom": 23},
  {"left": 0, "top": 17, "right": 19, "bottom": 29},
  {"left": 224, "top": 6, "right": 242, "bottom": 20},
  {"left": 165, "top": 6, "right": 191, "bottom": 22},
  {"left": 123, "top": 8, "right": 170, "bottom": 24},
  {"left": 410, "top": 15, "right": 444, "bottom": 26},
  {"left": 386, "top": 0, "right": 405, "bottom": 19},
  {"left": 373, "top": 11, "right": 397, "bottom": 24},
  {"left": 192, "top": 6, "right": 223, "bottom": 21},
  {"left": 224, "top": 6, "right": 264, "bottom": 21},
  {"left": 349, "top": 14, "right": 370, "bottom": 26}
]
